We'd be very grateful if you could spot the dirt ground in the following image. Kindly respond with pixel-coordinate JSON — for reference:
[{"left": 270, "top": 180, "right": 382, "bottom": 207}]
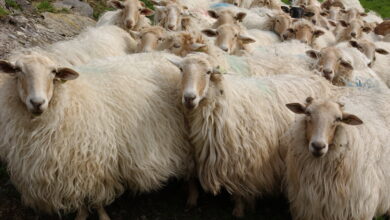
[{"left": 0, "top": 163, "right": 291, "bottom": 220}]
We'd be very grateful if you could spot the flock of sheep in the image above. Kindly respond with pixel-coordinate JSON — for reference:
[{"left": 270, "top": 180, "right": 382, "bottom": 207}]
[{"left": 0, "top": 0, "right": 389, "bottom": 219}]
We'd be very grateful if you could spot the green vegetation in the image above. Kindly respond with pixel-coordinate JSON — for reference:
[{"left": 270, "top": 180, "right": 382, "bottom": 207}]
[
  {"left": 360, "top": 0, "right": 390, "bottom": 18},
  {"left": 36, "top": 0, "right": 56, "bottom": 13},
  {"left": 0, "top": 7, "right": 9, "bottom": 16},
  {"left": 141, "top": 0, "right": 154, "bottom": 10},
  {"left": 5, "top": 0, "right": 21, "bottom": 10}
]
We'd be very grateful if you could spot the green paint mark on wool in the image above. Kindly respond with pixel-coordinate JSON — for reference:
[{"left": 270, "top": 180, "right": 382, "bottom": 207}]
[{"left": 226, "top": 55, "right": 250, "bottom": 76}]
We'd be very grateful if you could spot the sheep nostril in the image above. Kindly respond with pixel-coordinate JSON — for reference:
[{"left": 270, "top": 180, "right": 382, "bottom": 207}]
[
  {"left": 311, "top": 142, "right": 326, "bottom": 151},
  {"left": 351, "top": 32, "right": 356, "bottom": 37},
  {"left": 184, "top": 95, "right": 196, "bottom": 103}
]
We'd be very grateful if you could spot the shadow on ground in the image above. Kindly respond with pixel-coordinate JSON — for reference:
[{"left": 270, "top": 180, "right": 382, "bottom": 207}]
[{"left": 0, "top": 163, "right": 291, "bottom": 220}]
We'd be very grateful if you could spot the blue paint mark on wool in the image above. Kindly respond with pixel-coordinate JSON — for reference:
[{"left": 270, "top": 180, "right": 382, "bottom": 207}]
[{"left": 210, "top": 3, "right": 233, "bottom": 8}]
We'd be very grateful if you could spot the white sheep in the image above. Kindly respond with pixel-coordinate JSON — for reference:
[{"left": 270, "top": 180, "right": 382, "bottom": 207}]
[
  {"left": 284, "top": 92, "right": 390, "bottom": 220},
  {"left": 167, "top": 53, "right": 332, "bottom": 218},
  {"left": 8, "top": 25, "right": 136, "bottom": 67},
  {"left": 96, "top": 0, "right": 154, "bottom": 31},
  {"left": 0, "top": 52, "right": 193, "bottom": 220}
]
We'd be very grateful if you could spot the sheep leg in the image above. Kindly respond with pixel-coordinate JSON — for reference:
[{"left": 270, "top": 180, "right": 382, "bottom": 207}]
[
  {"left": 186, "top": 178, "right": 199, "bottom": 210},
  {"left": 97, "top": 205, "right": 110, "bottom": 220},
  {"left": 232, "top": 195, "right": 245, "bottom": 218},
  {"left": 75, "top": 206, "right": 89, "bottom": 220}
]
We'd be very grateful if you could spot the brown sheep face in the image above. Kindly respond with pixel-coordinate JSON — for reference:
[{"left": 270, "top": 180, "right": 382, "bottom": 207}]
[
  {"left": 131, "top": 27, "right": 167, "bottom": 52},
  {"left": 286, "top": 97, "right": 362, "bottom": 158},
  {"left": 168, "top": 56, "right": 219, "bottom": 110},
  {"left": 0, "top": 54, "right": 79, "bottom": 115},
  {"left": 349, "top": 40, "right": 389, "bottom": 67},
  {"left": 287, "top": 23, "right": 324, "bottom": 45},
  {"left": 339, "top": 20, "right": 371, "bottom": 40},
  {"left": 208, "top": 9, "right": 247, "bottom": 27},
  {"left": 111, "top": 0, "right": 154, "bottom": 30},
  {"left": 272, "top": 14, "right": 292, "bottom": 38},
  {"left": 202, "top": 24, "right": 255, "bottom": 54},
  {"left": 306, "top": 47, "right": 353, "bottom": 85},
  {"left": 156, "top": 4, "right": 188, "bottom": 31}
]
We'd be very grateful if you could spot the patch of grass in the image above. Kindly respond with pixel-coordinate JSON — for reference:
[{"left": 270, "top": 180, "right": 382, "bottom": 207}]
[
  {"left": 36, "top": 0, "right": 55, "bottom": 13},
  {"left": 5, "top": 0, "right": 21, "bottom": 10},
  {"left": 360, "top": 0, "right": 390, "bottom": 18},
  {"left": 140, "top": 0, "right": 154, "bottom": 10},
  {"left": 0, "top": 7, "right": 9, "bottom": 16}
]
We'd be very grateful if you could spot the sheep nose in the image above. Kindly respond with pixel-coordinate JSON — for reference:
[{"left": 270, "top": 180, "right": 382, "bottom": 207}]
[
  {"left": 184, "top": 94, "right": 196, "bottom": 103},
  {"left": 126, "top": 21, "right": 134, "bottom": 29},
  {"left": 221, "top": 46, "right": 229, "bottom": 52},
  {"left": 30, "top": 98, "right": 45, "bottom": 110},
  {"left": 323, "top": 69, "right": 333, "bottom": 79},
  {"left": 351, "top": 32, "right": 356, "bottom": 38},
  {"left": 312, "top": 20, "right": 316, "bottom": 25},
  {"left": 311, "top": 142, "right": 326, "bottom": 151},
  {"left": 168, "top": 24, "right": 175, "bottom": 30}
]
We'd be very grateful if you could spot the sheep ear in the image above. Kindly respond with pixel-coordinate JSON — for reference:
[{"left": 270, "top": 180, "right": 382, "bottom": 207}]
[
  {"left": 304, "top": 11, "right": 315, "bottom": 17},
  {"left": 362, "top": 26, "right": 371, "bottom": 33},
  {"left": 208, "top": 10, "right": 219, "bottom": 19},
  {"left": 340, "top": 59, "right": 353, "bottom": 70},
  {"left": 141, "top": 8, "right": 155, "bottom": 16},
  {"left": 238, "top": 35, "right": 256, "bottom": 44},
  {"left": 306, "top": 50, "right": 320, "bottom": 59},
  {"left": 328, "top": 20, "right": 337, "bottom": 27},
  {"left": 110, "top": 0, "right": 125, "bottom": 9},
  {"left": 202, "top": 29, "right": 218, "bottom": 37},
  {"left": 341, "top": 113, "right": 363, "bottom": 125},
  {"left": 55, "top": 67, "right": 79, "bottom": 81},
  {"left": 0, "top": 60, "right": 18, "bottom": 74},
  {"left": 314, "top": 30, "right": 325, "bottom": 37},
  {"left": 349, "top": 40, "right": 362, "bottom": 50},
  {"left": 320, "top": 12, "right": 328, "bottom": 16},
  {"left": 360, "top": 12, "right": 367, "bottom": 17},
  {"left": 190, "top": 43, "right": 207, "bottom": 51},
  {"left": 286, "top": 103, "right": 306, "bottom": 114},
  {"left": 339, "top": 20, "right": 348, "bottom": 27},
  {"left": 166, "top": 57, "right": 183, "bottom": 69},
  {"left": 281, "top": 6, "right": 290, "bottom": 13},
  {"left": 375, "top": 48, "right": 389, "bottom": 55},
  {"left": 235, "top": 12, "right": 246, "bottom": 22}
]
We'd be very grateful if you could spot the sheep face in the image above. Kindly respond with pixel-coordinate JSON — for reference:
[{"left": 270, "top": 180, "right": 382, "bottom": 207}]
[
  {"left": 287, "top": 23, "right": 324, "bottom": 45},
  {"left": 163, "top": 32, "right": 207, "bottom": 56},
  {"left": 168, "top": 56, "right": 217, "bottom": 109},
  {"left": 339, "top": 20, "right": 371, "bottom": 40},
  {"left": 111, "top": 0, "right": 154, "bottom": 30},
  {"left": 272, "top": 14, "right": 292, "bottom": 37},
  {"left": 0, "top": 55, "right": 78, "bottom": 115},
  {"left": 306, "top": 47, "right": 353, "bottom": 84},
  {"left": 349, "top": 40, "right": 389, "bottom": 67},
  {"left": 131, "top": 26, "right": 167, "bottom": 52},
  {"left": 286, "top": 97, "right": 362, "bottom": 158},
  {"left": 202, "top": 24, "right": 255, "bottom": 54},
  {"left": 208, "top": 9, "right": 246, "bottom": 26},
  {"left": 156, "top": 4, "right": 188, "bottom": 31}
]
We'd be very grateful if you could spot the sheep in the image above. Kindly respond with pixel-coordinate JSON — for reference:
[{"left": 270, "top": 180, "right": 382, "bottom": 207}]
[
  {"left": 154, "top": 3, "right": 189, "bottom": 31},
  {"left": 202, "top": 23, "right": 280, "bottom": 54},
  {"left": 286, "top": 20, "right": 336, "bottom": 49},
  {"left": 167, "top": 53, "right": 333, "bottom": 217},
  {"left": 284, "top": 93, "right": 390, "bottom": 220},
  {"left": 8, "top": 25, "right": 136, "bottom": 68},
  {"left": 224, "top": 0, "right": 254, "bottom": 8},
  {"left": 96, "top": 0, "right": 154, "bottom": 31},
  {"left": 281, "top": 6, "right": 308, "bottom": 19},
  {"left": 208, "top": 8, "right": 247, "bottom": 28},
  {"left": 349, "top": 39, "right": 390, "bottom": 86},
  {"left": 306, "top": 45, "right": 387, "bottom": 89},
  {"left": 335, "top": 19, "right": 372, "bottom": 42},
  {"left": 322, "top": 1, "right": 345, "bottom": 20},
  {"left": 268, "top": 13, "right": 293, "bottom": 39},
  {"left": 337, "top": 0, "right": 364, "bottom": 12},
  {"left": 302, "top": 5, "right": 332, "bottom": 30},
  {"left": 0, "top": 52, "right": 193, "bottom": 220},
  {"left": 130, "top": 26, "right": 168, "bottom": 52}
]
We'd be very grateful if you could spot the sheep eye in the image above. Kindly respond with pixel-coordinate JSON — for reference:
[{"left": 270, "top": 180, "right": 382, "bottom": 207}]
[
  {"left": 179, "top": 67, "right": 183, "bottom": 72},
  {"left": 276, "top": 20, "right": 279, "bottom": 22},
  {"left": 336, "top": 117, "right": 342, "bottom": 122},
  {"left": 158, "top": 37, "right": 163, "bottom": 41},
  {"left": 51, "top": 69, "right": 57, "bottom": 74},
  {"left": 206, "top": 70, "right": 212, "bottom": 75},
  {"left": 173, "top": 43, "right": 181, "bottom": 48},
  {"left": 305, "top": 111, "right": 311, "bottom": 116}
]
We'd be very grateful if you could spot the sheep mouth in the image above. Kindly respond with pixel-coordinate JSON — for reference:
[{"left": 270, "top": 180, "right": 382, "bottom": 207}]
[
  {"left": 31, "top": 109, "right": 44, "bottom": 116},
  {"left": 311, "top": 151, "right": 325, "bottom": 158},
  {"left": 184, "top": 102, "right": 196, "bottom": 109}
]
